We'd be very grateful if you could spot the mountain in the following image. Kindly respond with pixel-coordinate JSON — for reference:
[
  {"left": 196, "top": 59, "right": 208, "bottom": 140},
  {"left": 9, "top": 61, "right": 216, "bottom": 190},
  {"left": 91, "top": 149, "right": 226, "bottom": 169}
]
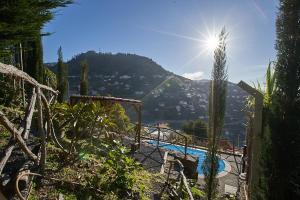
[{"left": 48, "top": 51, "right": 248, "bottom": 145}]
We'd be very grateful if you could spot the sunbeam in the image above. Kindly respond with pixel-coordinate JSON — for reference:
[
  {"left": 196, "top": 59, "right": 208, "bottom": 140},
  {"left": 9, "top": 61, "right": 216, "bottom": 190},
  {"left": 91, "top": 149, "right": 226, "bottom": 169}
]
[{"left": 146, "top": 28, "right": 201, "bottom": 42}]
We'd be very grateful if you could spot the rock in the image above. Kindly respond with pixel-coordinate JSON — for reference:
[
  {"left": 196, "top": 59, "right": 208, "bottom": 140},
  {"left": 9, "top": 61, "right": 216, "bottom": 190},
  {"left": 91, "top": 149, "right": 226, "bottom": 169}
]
[{"left": 59, "top": 193, "right": 64, "bottom": 200}]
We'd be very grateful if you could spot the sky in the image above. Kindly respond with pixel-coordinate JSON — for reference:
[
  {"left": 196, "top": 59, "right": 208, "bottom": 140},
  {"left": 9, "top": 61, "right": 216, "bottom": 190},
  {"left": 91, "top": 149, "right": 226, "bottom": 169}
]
[{"left": 43, "top": 0, "right": 278, "bottom": 83}]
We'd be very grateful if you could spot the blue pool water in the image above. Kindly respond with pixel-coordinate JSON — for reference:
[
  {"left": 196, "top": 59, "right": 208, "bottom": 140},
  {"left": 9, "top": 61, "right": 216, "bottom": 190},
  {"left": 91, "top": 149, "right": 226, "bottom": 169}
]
[{"left": 148, "top": 141, "right": 226, "bottom": 175}]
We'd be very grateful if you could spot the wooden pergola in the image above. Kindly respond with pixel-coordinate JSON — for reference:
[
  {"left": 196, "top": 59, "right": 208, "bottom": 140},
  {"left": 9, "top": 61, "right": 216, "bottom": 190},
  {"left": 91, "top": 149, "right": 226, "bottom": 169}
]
[{"left": 69, "top": 95, "right": 143, "bottom": 147}]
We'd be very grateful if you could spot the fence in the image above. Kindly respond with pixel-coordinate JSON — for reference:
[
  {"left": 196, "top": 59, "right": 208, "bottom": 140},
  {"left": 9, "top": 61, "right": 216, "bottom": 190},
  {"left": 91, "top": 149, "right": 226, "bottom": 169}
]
[
  {"left": 140, "top": 123, "right": 242, "bottom": 157},
  {"left": 0, "top": 62, "right": 58, "bottom": 199},
  {"left": 140, "top": 124, "right": 188, "bottom": 158}
]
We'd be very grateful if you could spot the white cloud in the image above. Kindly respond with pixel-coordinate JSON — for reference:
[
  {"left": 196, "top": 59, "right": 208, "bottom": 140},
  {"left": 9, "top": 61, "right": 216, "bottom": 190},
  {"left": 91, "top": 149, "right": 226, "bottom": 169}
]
[{"left": 182, "top": 71, "right": 204, "bottom": 80}]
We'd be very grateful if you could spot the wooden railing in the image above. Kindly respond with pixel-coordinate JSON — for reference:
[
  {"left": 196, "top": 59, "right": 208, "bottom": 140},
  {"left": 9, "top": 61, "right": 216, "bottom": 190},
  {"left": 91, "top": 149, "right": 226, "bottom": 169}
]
[
  {"left": 0, "top": 62, "right": 58, "bottom": 199},
  {"left": 141, "top": 124, "right": 189, "bottom": 158},
  {"left": 159, "top": 159, "right": 194, "bottom": 200}
]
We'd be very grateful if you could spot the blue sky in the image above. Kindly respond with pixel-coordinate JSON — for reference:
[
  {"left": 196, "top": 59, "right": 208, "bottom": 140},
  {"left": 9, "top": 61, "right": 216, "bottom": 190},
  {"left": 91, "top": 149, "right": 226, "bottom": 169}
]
[{"left": 43, "top": 0, "right": 278, "bottom": 83}]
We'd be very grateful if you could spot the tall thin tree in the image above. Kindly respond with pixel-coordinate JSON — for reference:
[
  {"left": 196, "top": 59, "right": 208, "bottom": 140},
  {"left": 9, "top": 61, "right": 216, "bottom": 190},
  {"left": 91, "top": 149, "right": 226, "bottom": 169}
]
[
  {"left": 80, "top": 60, "right": 89, "bottom": 95},
  {"left": 269, "top": 0, "right": 300, "bottom": 199},
  {"left": 56, "top": 46, "right": 68, "bottom": 102},
  {"left": 202, "top": 28, "right": 228, "bottom": 200},
  {"left": 23, "top": 33, "right": 44, "bottom": 83}
]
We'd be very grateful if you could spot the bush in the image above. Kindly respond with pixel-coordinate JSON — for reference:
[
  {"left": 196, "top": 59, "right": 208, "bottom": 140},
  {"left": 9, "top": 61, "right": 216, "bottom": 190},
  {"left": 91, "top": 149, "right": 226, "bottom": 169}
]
[
  {"left": 182, "top": 119, "right": 207, "bottom": 138},
  {"left": 87, "top": 140, "right": 140, "bottom": 197}
]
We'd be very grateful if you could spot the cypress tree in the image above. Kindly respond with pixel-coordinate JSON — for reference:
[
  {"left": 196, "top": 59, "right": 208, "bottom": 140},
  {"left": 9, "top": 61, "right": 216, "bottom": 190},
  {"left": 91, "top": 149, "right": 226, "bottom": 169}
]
[
  {"left": 0, "top": 0, "right": 72, "bottom": 85},
  {"left": 268, "top": 0, "right": 300, "bottom": 199},
  {"left": 23, "top": 33, "right": 44, "bottom": 83},
  {"left": 80, "top": 60, "right": 89, "bottom": 95},
  {"left": 202, "top": 28, "right": 228, "bottom": 200},
  {"left": 0, "top": 0, "right": 73, "bottom": 46},
  {"left": 57, "top": 46, "right": 68, "bottom": 102}
]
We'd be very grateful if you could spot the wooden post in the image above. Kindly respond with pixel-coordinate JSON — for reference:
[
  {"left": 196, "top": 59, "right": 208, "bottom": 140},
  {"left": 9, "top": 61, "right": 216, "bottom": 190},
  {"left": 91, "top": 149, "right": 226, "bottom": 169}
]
[
  {"left": 237, "top": 81, "right": 263, "bottom": 199},
  {"left": 37, "top": 87, "right": 46, "bottom": 173},
  {"left": 137, "top": 105, "right": 142, "bottom": 148},
  {"left": 19, "top": 43, "right": 25, "bottom": 108},
  {"left": 246, "top": 113, "right": 253, "bottom": 185},
  {"left": 242, "top": 145, "right": 247, "bottom": 173},
  {"left": 157, "top": 124, "right": 160, "bottom": 147}
]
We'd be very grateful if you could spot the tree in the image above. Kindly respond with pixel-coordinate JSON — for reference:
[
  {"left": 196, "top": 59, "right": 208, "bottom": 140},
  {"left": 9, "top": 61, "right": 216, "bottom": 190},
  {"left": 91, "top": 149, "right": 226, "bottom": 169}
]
[
  {"left": 56, "top": 47, "right": 68, "bottom": 102},
  {"left": 182, "top": 119, "right": 207, "bottom": 138},
  {"left": 0, "top": 0, "right": 72, "bottom": 47},
  {"left": 80, "top": 60, "right": 89, "bottom": 95},
  {"left": 202, "top": 28, "right": 228, "bottom": 200},
  {"left": 0, "top": 0, "right": 72, "bottom": 81},
  {"left": 268, "top": 0, "right": 300, "bottom": 199},
  {"left": 23, "top": 33, "right": 44, "bottom": 83}
]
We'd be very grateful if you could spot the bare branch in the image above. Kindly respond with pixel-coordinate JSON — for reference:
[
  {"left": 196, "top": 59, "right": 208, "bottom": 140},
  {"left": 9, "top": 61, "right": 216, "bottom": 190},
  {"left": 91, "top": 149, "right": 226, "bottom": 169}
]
[
  {"left": 0, "top": 111, "right": 38, "bottom": 162},
  {"left": 21, "top": 88, "right": 37, "bottom": 140},
  {"left": 0, "top": 62, "right": 58, "bottom": 94}
]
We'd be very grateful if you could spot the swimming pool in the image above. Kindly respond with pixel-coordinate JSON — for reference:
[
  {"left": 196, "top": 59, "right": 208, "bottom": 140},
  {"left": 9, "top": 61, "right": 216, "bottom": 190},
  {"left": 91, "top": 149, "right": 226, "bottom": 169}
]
[{"left": 148, "top": 141, "right": 226, "bottom": 175}]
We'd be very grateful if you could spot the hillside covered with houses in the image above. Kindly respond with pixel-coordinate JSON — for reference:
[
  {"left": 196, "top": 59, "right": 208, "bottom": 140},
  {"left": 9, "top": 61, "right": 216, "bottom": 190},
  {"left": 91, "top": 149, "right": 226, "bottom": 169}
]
[{"left": 48, "top": 51, "right": 248, "bottom": 144}]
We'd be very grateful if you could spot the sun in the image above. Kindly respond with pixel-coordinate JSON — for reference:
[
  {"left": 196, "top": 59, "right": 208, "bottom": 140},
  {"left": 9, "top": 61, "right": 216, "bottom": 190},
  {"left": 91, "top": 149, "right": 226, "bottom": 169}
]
[
  {"left": 198, "top": 31, "right": 221, "bottom": 55},
  {"left": 204, "top": 35, "right": 219, "bottom": 52}
]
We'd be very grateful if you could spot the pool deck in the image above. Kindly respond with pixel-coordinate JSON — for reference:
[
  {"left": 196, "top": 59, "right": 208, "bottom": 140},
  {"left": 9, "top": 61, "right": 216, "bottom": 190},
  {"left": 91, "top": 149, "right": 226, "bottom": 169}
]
[
  {"left": 132, "top": 139, "right": 242, "bottom": 196},
  {"left": 197, "top": 153, "right": 242, "bottom": 195},
  {"left": 162, "top": 144, "right": 242, "bottom": 195}
]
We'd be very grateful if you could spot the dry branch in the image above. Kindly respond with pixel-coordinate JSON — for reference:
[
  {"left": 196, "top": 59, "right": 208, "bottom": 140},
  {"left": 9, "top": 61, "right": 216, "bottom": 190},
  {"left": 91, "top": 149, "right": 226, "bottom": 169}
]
[
  {"left": 0, "top": 111, "right": 38, "bottom": 162},
  {"left": 21, "top": 88, "right": 37, "bottom": 140},
  {"left": 15, "top": 171, "right": 104, "bottom": 200},
  {"left": 0, "top": 141, "right": 16, "bottom": 174},
  {"left": 0, "top": 89, "right": 37, "bottom": 173},
  {"left": 40, "top": 93, "right": 66, "bottom": 152},
  {"left": 36, "top": 87, "right": 46, "bottom": 172},
  {"left": 0, "top": 62, "right": 58, "bottom": 94}
]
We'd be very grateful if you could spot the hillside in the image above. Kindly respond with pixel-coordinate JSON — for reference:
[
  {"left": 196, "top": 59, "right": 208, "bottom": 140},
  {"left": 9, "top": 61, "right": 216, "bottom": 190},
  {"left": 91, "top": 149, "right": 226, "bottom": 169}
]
[{"left": 48, "top": 51, "right": 248, "bottom": 144}]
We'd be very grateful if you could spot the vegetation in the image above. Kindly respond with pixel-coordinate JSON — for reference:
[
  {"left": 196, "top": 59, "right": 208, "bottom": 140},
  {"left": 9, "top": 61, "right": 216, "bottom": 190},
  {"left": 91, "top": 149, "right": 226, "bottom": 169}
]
[
  {"left": 44, "top": 66, "right": 58, "bottom": 90},
  {"left": 57, "top": 47, "right": 69, "bottom": 102},
  {"left": 27, "top": 102, "right": 163, "bottom": 199},
  {"left": 0, "top": 0, "right": 72, "bottom": 116},
  {"left": 182, "top": 119, "right": 208, "bottom": 138},
  {"left": 29, "top": 140, "right": 163, "bottom": 199},
  {"left": 203, "top": 28, "right": 228, "bottom": 200},
  {"left": 247, "top": 1, "right": 300, "bottom": 199},
  {"left": 0, "top": 75, "right": 24, "bottom": 107},
  {"left": 80, "top": 60, "right": 89, "bottom": 95},
  {"left": 246, "top": 62, "right": 277, "bottom": 199},
  {"left": 51, "top": 102, "right": 131, "bottom": 145},
  {"left": 0, "top": 0, "right": 72, "bottom": 81},
  {"left": 0, "top": 125, "right": 10, "bottom": 148},
  {"left": 0, "top": 0, "right": 72, "bottom": 48},
  {"left": 266, "top": 0, "right": 300, "bottom": 198},
  {"left": 2, "top": 0, "right": 300, "bottom": 199}
]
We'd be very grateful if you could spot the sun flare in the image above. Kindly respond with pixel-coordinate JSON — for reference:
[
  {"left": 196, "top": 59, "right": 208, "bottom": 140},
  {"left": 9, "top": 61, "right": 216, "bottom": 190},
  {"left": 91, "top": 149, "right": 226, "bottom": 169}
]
[{"left": 204, "top": 35, "right": 219, "bottom": 52}]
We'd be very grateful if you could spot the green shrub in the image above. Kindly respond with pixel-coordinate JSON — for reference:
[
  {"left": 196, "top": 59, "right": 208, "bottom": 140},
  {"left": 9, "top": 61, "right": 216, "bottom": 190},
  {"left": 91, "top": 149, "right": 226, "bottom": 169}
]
[{"left": 87, "top": 140, "right": 140, "bottom": 198}]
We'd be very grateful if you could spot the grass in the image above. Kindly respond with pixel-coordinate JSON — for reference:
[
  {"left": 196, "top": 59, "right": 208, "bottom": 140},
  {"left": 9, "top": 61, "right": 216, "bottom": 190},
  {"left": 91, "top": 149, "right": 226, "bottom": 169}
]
[{"left": 0, "top": 126, "right": 11, "bottom": 148}]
